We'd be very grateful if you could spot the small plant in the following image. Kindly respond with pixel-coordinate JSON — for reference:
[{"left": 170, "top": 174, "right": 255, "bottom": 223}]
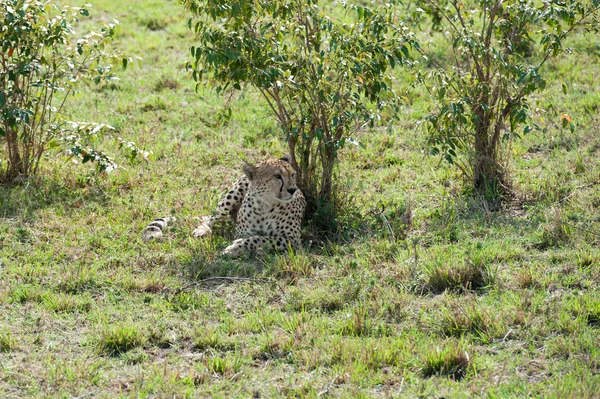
[
  {"left": 97, "top": 324, "right": 145, "bottom": 356},
  {"left": 253, "top": 333, "right": 292, "bottom": 361},
  {"left": 586, "top": 311, "right": 600, "bottom": 328},
  {"left": 168, "top": 291, "right": 209, "bottom": 312},
  {"left": 424, "top": 260, "right": 491, "bottom": 294},
  {"left": 339, "top": 306, "right": 389, "bottom": 337},
  {"left": 0, "top": 0, "right": 141, "bottom": 182},
  {"left": 120, "top": 348, "right": 148, "bottom": 365},
  {"left": 8, "top": 284, "right": 42, "bottom": 304},
  {"left": 577, "top": 252, "right": 595, "bottom": 269},
  {"left": 578, "top": 300, "right": 600, "bottom": 328},
  {"left": 422, "top": 340, "right": 471, "bottom": 380},
  {"left": 147, "top": 324, "right": 174, "bottom": 349},
  {"left": 192, "top": 326, "right": 234, "bottom": 352},
  {"left": 205, "top": 354, "right": 243, "bottom": 376},
  {"left": 270, "top": 250, "right": 314, "bottom": 283},
  {"left": 14, "top": 225, "right": 32, "bottom": 243},
  {"left": 0, "top": 328, "right": 17, "bottom": 352},
  {"left": 56, "top": 266, "right": 101, "bottom": 294},
  {"left": 516, "top": 267, "right": 539, "bottom": 289},
  {"left": 535, "top": 208, "right": 571, "bottom": 249},
  {"left": 440, "top": 302, "right": 503, "bottom": 344},
  {"left": 423, "top": 245, "right": 496, "bottom": 294},
  {"left": 42, "top": 292, "right": 92, "bottom": 313}
]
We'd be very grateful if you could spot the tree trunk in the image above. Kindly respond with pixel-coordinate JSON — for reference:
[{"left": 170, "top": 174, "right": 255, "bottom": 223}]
[
  {"left": 473, "top": 124, "right": 507, "bottom": 203},
  {"left": 319, "top": 146, "right": 335, "bottom": 204},
  {"left": 4, "top": 126, "right": 25, "bottom": 181}
]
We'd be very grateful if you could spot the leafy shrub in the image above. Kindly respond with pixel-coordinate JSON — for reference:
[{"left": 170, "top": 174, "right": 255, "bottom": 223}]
[
  {"left": 0, "top": 0, "right": 142, "bottom": 182},
  {"left": 415, "top": 0, "right": 600, "bottom": 202}
]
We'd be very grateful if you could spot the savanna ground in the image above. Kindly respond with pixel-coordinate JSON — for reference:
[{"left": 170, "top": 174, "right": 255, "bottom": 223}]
[{"left": 1, "top": 1, "right": 599, "bottom": 398}]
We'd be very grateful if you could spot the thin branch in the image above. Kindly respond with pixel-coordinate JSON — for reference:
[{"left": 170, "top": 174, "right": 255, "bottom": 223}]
[
  {"left": 424, "top": 0, "right": 461, "bottom": 35},
  {"left": 257, "top": 87, "right": 287, "bottom": 130},
  {"left": 451, "top": 0, "right": 484, "bottom": 81},
  {"left": 559, "top": 181, "right": 600, "bottom": 203},
  {"left": 483, "top": 0, "right": 503, "bottom": 81}
]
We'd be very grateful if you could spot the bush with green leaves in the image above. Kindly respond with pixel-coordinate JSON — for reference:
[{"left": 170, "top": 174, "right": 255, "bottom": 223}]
[
  {"left": 181, "top": 0, "right": 417, "bottom": 224},
  {"left": 414, "top": 0, "right": 600, "bottom": 202},
  {"left": 0, "top": 0, "right": 140, "bottom": 182}
]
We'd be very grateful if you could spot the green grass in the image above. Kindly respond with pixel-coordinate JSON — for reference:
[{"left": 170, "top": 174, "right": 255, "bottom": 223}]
[
  {"left": 0, "top": 0, "right": 599, "bottom": 398},
  {"left": 96, "top": 324, "right": 146, "bottom": 356},
  {"left": 0, "top": 329, "right": 17, "bottom": 352},
  {"left": 422, "top": 340, "right": 472, "bottom": 381}
]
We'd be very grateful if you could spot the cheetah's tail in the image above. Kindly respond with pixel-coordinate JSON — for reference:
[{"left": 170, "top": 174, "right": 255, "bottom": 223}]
[{"left": 142, "top": 216, "right": 176, "bottom": 242}]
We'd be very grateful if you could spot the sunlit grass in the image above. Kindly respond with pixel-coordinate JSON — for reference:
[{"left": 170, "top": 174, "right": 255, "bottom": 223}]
[{"left": 0, "top": 0, "right": 598, "bottom": 397}]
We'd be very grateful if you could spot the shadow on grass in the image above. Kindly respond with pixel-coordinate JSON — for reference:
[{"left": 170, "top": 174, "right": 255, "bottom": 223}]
[
  {"left": 420, "top": 193, "right": 546, "bottom": 248},
  {"left": 179, "top": 244, "right": 267, "bottom": 283},
  {"left": 0, "top": 176, "right": 107, "bottom": 220},
  {"left": 178, "top": 239, "right": 321, "bottom": 291}
]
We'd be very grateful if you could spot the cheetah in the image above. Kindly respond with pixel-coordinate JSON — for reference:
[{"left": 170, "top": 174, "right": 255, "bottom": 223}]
[{"left": 143, "top": 157, "right": 306, "bottom": 256}]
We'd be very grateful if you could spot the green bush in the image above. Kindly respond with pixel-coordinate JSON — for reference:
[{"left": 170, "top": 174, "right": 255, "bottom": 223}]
[
  {"left": 0, "top": 0, "right": 142, "bottom": 182},
  {"left": 415, "top": 0, "right": 600, "bottom": 202}
]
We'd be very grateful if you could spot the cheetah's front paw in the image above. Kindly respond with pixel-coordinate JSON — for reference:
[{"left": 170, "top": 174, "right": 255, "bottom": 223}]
[
  {"left": 193, "top": 216, "right": 213, "bottom": 238},
  {"left": 222, "top": 239, "right": 244, "bottom": 256}
]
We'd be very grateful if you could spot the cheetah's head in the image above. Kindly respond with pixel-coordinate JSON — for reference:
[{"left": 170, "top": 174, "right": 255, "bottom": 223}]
[{"left": 243, "top": 157, "right": 299, "bottom": 204}]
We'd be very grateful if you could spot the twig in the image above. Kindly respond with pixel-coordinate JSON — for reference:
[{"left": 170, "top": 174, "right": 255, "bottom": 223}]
[
  {"left": 559, "top": 181, "right": 600, "bottom": 203},
  {"left": 496, "top": 360, "right": 507, "bottom": 387},
  {"left": 373, "top": 209, "right": 396, "bottom": 241}
]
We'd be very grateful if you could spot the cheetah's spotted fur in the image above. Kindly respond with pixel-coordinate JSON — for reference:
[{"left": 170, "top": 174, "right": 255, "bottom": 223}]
[
  {"left": 194, "top": 157, "right": 305, "bottom": 256},
  {"left": 143, "top": 157, "right": 305, "bottom": 256}
]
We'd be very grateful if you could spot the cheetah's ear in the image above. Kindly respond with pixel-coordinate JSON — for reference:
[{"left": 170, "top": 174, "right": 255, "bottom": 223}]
[
  {"left": 242, "top": 162, "right": 257, "bottom": 181},
  {"left": 280, "top": 155, "right": 291, "bottom": 164}
]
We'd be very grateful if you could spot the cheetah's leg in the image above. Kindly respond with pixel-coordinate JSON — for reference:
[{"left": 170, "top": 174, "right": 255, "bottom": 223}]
[
  {"left": 193, "top": 176, "right": 249, "bottom": 238},
  {"left": 222, "top": 235, "right": 296, "bottom": 256}
]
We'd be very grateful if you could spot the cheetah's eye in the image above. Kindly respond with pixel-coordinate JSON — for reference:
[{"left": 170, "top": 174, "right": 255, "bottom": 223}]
[
  {"left": 274, "top": 174, "right": 282, "bottom": 180},
  {"left": 291, "top": 173, "right": 296, "bottom": 178}
]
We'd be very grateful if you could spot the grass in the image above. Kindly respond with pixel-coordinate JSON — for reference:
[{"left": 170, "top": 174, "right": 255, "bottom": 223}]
[
  {"left": 0, "top": 329, "right": 17, "bottom": 352},
  {"left": 422, "top": 340, "right": 472, "bottom": 381},
  {"left": 0, "top": 0, "right": 599, "bottom": 397},
  {"left": 96, "top": 324, "right": 146, "bottom": 356}
]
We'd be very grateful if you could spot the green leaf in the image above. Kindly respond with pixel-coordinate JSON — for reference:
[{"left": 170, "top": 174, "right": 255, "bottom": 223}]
[
  {"left": 439, "top": 87, "right": 446, "bottom": 100},
  {"left": 400, "top": 45, "right": 409, "bottom": 59}
]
